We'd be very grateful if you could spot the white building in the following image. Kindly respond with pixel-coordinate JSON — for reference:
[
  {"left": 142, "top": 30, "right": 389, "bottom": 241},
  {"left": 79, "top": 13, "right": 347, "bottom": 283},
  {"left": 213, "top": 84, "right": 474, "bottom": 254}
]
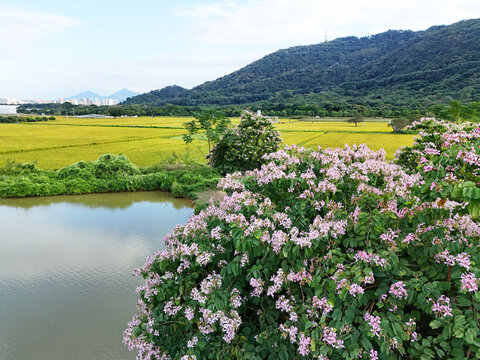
[
  {"left": 0, "top": 105, "right": 18, "bottom": 114},
  {"left": 102, "top": 99, "right": 119, "bottom": 106}
]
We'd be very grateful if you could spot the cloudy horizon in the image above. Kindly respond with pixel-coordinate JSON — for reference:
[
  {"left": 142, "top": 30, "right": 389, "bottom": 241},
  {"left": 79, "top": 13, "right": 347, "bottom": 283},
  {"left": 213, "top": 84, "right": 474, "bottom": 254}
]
[{"left": 1, "top": 0, "right": 480, "bottom": 99}]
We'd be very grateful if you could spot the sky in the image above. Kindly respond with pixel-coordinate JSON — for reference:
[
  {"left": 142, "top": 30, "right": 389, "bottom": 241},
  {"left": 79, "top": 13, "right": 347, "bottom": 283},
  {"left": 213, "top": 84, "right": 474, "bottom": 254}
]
[{"left": 1, "top": 0, "right": 480, "bottom": 99}]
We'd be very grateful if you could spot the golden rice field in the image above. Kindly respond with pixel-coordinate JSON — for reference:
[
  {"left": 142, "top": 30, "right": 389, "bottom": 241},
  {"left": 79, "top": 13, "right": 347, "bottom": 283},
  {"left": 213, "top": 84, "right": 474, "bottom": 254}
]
[{"left": 0, "top": 116, "right": 415, "bottom": 169}]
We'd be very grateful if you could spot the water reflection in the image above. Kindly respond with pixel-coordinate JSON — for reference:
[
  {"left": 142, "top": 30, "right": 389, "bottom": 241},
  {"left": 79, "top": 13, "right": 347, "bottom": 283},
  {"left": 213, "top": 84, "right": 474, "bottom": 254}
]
[
  {"left": 0, "top": 192, "right": 193, "bottom": 360},
  {"left": 0, "top": 191, "right": 193, "bottom": 210}
]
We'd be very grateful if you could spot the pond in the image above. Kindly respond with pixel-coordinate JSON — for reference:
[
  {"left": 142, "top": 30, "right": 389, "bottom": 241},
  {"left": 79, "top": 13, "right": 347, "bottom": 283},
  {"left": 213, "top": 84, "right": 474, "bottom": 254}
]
[{"left": 0, "top": 192, "right": 194, "bottom": 360}]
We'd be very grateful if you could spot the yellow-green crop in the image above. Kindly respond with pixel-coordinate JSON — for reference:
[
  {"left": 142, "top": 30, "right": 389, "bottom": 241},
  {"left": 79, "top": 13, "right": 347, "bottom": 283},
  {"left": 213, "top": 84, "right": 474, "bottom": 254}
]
[{"left": 0, "top": 116, "right": 414, "bottom": 169}]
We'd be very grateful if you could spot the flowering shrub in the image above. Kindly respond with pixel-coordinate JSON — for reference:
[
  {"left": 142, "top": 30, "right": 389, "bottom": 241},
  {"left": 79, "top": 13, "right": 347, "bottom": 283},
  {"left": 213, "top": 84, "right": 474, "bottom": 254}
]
[
  {"left": 125, "top": 144, "right": 480, "bottom": 359},
  {"left": 210, "top": 111, "right": 282, "bottom": 174},
  {"left": 395, "top": 117, "right": 480, "bottom": 218},
  {"left": 403, "top": 117, "right": 478, "bottom": 135}
]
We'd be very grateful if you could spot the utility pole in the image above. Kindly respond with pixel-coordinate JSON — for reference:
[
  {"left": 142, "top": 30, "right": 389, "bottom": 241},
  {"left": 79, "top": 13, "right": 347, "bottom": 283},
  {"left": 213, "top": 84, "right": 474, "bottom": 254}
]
[{"left": 325, "top": 29, "right": 328, "bottom": 43}]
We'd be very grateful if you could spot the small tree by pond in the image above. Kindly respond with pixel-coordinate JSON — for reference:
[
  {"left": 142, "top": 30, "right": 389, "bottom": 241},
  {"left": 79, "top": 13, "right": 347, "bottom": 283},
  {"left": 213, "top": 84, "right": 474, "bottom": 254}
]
[
  {"left": 210, "top": 111, "right": 282, "bottom": 174},
  {"left": 183, "top": 110, "right": 230, "bottom": 170}
]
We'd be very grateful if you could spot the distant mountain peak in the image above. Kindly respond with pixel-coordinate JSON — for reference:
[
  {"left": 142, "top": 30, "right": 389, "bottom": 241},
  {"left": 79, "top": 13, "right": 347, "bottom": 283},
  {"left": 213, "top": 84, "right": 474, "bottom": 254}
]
[
  {"left": 66, "top": 89, "right": 139, "bottom": 102},
  {"left": 66, "top": 90, "right": 102, "bottom": 100},
  {"left": 108, "top": 89, "right": 139, "bottom": 101}
]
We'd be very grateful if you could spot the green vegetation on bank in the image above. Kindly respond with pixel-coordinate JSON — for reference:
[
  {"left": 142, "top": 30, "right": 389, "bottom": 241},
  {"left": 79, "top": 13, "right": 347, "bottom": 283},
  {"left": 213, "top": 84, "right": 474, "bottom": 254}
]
[
  {"left": 0, "top": 154, "right": 220, "bottom": 199},
  {"left": 0, "top": 115, "right": 55, "bottom": 123}
]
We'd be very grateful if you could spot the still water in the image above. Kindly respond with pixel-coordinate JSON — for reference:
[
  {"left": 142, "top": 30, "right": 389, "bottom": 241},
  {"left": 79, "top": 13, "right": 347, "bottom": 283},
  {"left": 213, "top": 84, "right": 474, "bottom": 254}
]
[{"left": 0, "top": 192, "right": 194, "bottom": 360}]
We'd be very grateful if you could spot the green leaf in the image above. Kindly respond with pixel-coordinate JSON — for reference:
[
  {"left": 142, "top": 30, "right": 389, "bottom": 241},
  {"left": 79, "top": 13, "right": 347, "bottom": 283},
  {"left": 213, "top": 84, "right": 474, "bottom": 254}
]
[
  {"left": 468, "top": 200, "right": 480, "bottom": 218},
  {"left": 361, "top": 336, "right": 372, "bottom": 351},
  {"left": 430, "top": 319, "right": 443, "bottom": 329},
  {"left": 465, "top": 328, "right": 477, "bottom": 344}
]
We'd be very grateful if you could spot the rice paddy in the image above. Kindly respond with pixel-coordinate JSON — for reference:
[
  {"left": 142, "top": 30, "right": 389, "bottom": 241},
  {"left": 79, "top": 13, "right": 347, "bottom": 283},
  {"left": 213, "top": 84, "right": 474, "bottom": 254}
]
[{"left": 0, "top": 116, "right": 415, "bottom": 169}]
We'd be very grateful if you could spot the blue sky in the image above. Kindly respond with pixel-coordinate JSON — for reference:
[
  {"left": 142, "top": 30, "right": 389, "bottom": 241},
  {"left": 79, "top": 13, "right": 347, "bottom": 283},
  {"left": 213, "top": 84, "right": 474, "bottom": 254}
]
[{"left": 1, "top": 0, "right": 480, "bottom": 99}]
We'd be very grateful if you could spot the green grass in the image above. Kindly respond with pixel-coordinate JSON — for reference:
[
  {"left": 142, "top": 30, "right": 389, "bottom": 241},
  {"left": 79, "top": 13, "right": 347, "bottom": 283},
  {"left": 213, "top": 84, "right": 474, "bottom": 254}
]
[{"left": 0, "top": 116, "right": 414, "bottom": 168}]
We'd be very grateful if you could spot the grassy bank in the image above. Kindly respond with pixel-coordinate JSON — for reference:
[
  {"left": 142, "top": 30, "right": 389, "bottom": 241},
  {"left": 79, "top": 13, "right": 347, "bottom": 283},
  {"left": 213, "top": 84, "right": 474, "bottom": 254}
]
[{"left": 0, "top": 154, "right": 220, "bottom": 200}]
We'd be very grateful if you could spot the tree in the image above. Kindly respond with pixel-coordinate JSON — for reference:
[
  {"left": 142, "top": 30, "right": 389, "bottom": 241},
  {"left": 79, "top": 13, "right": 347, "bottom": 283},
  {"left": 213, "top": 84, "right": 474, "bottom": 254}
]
[
  {"left": 182, "top": 109, "right": 230, "bottom": 169},
  {"left": 108, "top": 106, "right": 123, "bottom": 118},
  {"left": 388, "top": 117, "right": 414, "bottom": 132},
  {"left": 347, "top": 111, "right": 364, "bottom": 127},
  {"left": 448, "top": 100, "right": 462, "bottom": 122},
  {"left": 210, "top": 111, "right": 282, "bottom": 174}
]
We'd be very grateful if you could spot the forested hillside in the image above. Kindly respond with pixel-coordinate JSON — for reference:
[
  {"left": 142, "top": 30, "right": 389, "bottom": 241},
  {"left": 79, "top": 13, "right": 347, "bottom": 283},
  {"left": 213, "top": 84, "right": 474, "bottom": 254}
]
[{"left": 124, "top": 19, "right": 480, "bottom": 107}]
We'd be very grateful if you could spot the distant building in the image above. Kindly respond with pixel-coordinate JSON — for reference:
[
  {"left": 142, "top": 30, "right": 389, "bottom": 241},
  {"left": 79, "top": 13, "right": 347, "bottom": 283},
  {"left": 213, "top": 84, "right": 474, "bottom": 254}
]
[
  {"left": 65, "top": 99, "right": 78, "bottom": 105},
  {"left": 102, "top": 99, "right": 119, "bottom": 106},
  {"left": 0, "top": 105, "right": 18, "bottom": 114},
  {"left": 74, "top": 114, "right": 113, "bottom": 119}
]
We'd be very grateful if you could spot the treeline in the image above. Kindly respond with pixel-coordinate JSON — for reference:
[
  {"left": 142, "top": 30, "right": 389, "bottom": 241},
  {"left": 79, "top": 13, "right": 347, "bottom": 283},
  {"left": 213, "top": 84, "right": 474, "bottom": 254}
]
[
  {"left": 16, "top": 101, "right": 480, "bottom": 121},
  {"left": 0, "top": 115, "right": 55, "bottom": 123}
]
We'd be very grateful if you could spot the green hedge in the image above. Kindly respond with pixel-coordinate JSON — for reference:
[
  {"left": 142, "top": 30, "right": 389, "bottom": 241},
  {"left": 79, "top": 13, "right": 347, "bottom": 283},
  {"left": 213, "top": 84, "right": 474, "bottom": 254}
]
[{"left": 0, "top": 154, "right": 220, "bottom": 199}]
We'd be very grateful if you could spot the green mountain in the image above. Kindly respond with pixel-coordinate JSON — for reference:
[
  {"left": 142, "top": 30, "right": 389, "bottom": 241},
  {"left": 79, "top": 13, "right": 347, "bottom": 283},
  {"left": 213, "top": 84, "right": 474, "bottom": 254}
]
[
  {"left": 123, "top": 19, "right": 480, "bottom": 107},
  {"left": 124, "top": 85, "right": 188, "bottom": 105}
]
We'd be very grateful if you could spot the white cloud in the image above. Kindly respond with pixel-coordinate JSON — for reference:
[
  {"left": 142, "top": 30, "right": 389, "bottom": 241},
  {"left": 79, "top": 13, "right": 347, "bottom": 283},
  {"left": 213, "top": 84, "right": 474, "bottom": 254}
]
[
  {"left": 176, "top": 0, "right": 480, "bottom": 46},
  {"left": 0, "top": 5, "right": 82, "bottom": 56}
]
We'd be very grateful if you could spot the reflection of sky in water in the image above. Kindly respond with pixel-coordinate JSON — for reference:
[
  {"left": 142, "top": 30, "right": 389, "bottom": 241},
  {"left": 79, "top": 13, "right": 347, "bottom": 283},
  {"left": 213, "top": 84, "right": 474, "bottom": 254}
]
[{"left": 0, "top": 192, "right": 193, "bottom": 360}]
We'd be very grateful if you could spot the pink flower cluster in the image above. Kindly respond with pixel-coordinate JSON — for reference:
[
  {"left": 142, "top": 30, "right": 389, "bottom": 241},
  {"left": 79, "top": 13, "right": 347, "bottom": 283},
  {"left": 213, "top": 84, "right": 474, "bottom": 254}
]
[
  {"left": 298, "top": 333, "right": 311, "bottom": 356},
  {"left": 364, "top": 313, "right": 382, "bottom": 338},
  {"left": 389, "top": 281, "right": 408, "bottom": 300},
  {"left": 435, "top": 250, "right": 471, "bottom": 269},
  {"left": 379, "top": 228, "right": 401, "bottom": 246},
  {"left": 312, "top": 296, "right": 333, "bottom": 315},
  {"left": 322, "top": 327, "right": 344, "bottom": 349},
  {"left": 460, "top": 272, "right": 478, "bottom": 292},
  {"left": 249, "top": 277, "right": 265, "bottom": 297},
  {"left": 354, "top": 251, "right": 388, "bottom": 267},
  {"left": 431, "top": 295, "right": 453, "bottom": 317}
]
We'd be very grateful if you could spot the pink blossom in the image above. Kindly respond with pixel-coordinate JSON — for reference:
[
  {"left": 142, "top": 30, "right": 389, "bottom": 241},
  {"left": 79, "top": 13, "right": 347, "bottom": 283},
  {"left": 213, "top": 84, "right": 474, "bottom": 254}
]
[
  {"left": 431, "top": 295, "right": 453, "bottom": 317},
  {"left": 364, "top": 313, "right": 381, "bottom": 338},
  {"left": 461, "top": 272, "right": 478, "bottom": 292},
  {"left": 298, "top": 333, "right": 311, "bottom": 356},
  {"left": 349, "top": 283, "right": 365, "bottom": 297},
  {"left": 322, "top": 327, "right": 344, "bottom": 349},
  {"left": 389, "top": 281, "right": 408, "bottom": 300}
]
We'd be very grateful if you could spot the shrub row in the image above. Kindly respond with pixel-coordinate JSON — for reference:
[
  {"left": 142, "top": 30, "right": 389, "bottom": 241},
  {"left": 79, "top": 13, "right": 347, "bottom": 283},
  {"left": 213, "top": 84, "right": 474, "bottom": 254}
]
[
  {"left": 0, "top": 154, "right": 220, "bottom": 199},
  {"left": 0, "top": 115, "right": 55, "bottom": 123}
]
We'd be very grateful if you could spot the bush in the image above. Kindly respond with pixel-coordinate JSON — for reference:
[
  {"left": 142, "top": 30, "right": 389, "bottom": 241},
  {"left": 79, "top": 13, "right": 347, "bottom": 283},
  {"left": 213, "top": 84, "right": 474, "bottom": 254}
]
[
  {"left": 210, "top": 111, "right": 282, "bottom": 174},
  {"left": 124, "top": 144, "right": 480, "bottom": 359},
  {"left": 395, "top": 118, "right": 480, "bottom": 218},
  {"left": 90, "top": 154, "right": 141, "bottom": 179},
  {"left": 387, "top": 118, "right": 413, "bottom": 133}
]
